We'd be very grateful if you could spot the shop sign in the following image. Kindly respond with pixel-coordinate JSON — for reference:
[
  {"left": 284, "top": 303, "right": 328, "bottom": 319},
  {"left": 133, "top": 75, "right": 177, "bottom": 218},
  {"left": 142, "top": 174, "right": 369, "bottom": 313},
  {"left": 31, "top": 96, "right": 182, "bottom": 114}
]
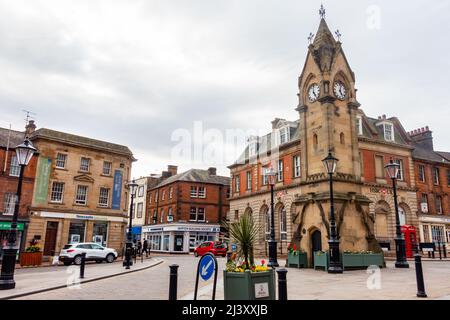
[
  {"left": 75, "top": 214, "right": 95, "bottom": 220},
  {"left": 0, "top": 222, "right": 25, "bottom": 231},
  {"left": 369, "top": 187, "right": 393, "bottom": 195}
]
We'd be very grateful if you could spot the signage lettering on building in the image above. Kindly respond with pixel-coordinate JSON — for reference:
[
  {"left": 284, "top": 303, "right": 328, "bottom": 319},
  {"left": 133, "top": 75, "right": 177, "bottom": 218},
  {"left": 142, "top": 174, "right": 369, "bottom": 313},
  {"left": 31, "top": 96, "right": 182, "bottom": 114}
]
[
  {"left": 369, "top": 187, "right": 393, "bottom": 195},
  {"left": 0, "top": 222, "right": 25, "bottom": 231},
  {"left": 75, "top": 215, "right": 94, "bottom": 220}
]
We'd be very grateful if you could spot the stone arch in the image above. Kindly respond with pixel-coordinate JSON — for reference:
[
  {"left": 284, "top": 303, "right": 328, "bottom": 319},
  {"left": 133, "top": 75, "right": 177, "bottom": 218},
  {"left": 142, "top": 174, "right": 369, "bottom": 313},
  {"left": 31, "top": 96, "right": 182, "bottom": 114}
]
[
  {"left": 340, "top": 132, "right": 345, "bottom": 145},
  {"left": 244, "top": 206, "right": 253, "bottom": 217},
  {"left": 302, "top": 73, "right": 318, "bottom": 104},
  {"left": 399, "top": 202, "right": 412, "bottom": 226}
]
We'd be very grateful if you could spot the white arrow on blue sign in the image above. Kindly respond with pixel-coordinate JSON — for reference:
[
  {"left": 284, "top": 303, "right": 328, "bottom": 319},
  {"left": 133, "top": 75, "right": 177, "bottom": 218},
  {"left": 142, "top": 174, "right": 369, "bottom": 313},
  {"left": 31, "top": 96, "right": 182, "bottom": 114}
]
[{"left": 199, "top": 254, "right": 216, "bottom": 281}]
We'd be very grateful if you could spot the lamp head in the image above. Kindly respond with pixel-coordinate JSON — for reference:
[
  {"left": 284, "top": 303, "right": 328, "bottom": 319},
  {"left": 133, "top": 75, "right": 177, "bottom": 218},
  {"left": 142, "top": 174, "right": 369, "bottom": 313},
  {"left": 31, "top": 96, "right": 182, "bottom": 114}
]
[
  {"left": 385, "top": 160, "right": 400, "bottom": 179},
  {"left": 15, "top": 139, "right": 37, "bottom": 166},
  {"left": 322, "top": 152, "right": 339, "bottom": 175}
]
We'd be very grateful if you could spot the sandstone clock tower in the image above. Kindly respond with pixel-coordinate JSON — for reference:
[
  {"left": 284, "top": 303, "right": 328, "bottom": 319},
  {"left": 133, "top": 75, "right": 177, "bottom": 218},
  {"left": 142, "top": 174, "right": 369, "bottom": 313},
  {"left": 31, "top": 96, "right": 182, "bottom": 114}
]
[{"left": 292, "top": 13, "right": 380, "bottom": 255}]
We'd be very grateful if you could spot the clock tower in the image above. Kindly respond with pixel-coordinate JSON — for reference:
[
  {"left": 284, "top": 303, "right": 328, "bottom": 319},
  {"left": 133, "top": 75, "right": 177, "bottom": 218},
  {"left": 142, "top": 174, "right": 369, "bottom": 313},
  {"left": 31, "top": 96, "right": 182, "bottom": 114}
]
[{"left": 292, "top": 12, "right": 379, "bottom": 255}]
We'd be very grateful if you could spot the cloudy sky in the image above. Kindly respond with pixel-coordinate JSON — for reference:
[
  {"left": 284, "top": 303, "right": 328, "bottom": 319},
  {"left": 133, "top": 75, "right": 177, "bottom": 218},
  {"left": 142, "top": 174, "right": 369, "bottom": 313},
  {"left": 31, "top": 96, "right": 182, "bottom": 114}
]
[{"left": 1, "top": 0, "right": 449, "bottom": 178}]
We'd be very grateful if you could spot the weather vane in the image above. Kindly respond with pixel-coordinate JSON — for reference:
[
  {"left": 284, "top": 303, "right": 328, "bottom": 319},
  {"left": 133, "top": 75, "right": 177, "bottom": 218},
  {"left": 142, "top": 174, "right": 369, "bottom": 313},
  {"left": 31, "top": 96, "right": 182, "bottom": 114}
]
[
  {"left": 335, "top": 29, "right": 342, "bottom": 42},
  {"left": 308, "top": 32, "right": 314, "bottom": 44},
  {"left": 319, "top": 4, "right": 326, "bottom": 19}
]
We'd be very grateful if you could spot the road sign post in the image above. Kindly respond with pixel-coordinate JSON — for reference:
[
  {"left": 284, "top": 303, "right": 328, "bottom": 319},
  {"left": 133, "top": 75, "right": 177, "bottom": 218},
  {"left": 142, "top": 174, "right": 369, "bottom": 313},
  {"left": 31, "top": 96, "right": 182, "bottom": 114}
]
[{"left": 194, "top": 253, "right": 218, "bottom": 300}]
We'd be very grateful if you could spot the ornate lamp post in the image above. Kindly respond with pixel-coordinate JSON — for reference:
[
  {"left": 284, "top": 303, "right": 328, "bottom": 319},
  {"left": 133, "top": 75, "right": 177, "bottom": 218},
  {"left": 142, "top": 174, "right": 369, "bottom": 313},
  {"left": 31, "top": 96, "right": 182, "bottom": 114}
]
[
  {"left": 123, "top": 180, "right": 138, "bottom": 269},
  {"left": 266, "top": 167, "right": 279, "bottom": 268},
  {"left": 385, "top": 160, "right": 409, "bottom": 268},
  {"left": 322, "top": 151, "right": 343, "bottom": 274},
  {"left": 0, "top": 139, "right": 37, "bottom": 290}
]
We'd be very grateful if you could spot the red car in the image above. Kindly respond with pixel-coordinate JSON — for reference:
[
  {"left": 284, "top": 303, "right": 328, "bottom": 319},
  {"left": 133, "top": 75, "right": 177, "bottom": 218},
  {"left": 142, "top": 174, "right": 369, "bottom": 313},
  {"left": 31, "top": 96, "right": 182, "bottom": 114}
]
[{"left": 194, "top": 241, "right": 227, "bottom": 257}]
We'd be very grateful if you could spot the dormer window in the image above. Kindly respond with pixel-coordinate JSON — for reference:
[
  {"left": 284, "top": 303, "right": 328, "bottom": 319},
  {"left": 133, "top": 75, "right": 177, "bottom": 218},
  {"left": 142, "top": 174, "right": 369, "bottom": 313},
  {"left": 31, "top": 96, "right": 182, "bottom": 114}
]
[
  {"left": 279, "top": 127, "right": 290, "bottom": 144},
  {"left": 249, "top": 142, "right": 257, "bottom": 157},
  {"left": 384, "top": 123, "right": 394, "bottom": 141}
]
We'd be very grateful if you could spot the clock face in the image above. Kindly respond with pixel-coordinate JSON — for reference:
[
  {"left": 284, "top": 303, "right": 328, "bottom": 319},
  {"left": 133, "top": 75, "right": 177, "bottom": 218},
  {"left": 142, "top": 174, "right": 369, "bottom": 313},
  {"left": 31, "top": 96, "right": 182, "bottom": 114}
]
[
  {"left": 334, "top": 81, "right": 346, "bottom": 100},
  {"left": 308, "top": 84, "right": 320, "bottom": 102}
]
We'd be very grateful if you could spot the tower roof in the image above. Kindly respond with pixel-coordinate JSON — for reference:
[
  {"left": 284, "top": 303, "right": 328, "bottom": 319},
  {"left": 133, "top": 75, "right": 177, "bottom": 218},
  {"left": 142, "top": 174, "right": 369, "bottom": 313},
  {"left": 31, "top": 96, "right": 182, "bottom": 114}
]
[
  {"left": 313, "top": 18, "right": 337, "bottom": 48},
  {"left": 310, "top": 18, "right": 338, "bottom": 73}
]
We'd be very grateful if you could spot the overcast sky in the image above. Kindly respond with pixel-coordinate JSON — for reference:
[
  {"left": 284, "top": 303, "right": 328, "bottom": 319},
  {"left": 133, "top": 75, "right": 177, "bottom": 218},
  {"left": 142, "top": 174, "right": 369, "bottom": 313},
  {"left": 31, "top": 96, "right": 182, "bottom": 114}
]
[{"left": 1, "top": 0, "right": 449, "bottom": 178}]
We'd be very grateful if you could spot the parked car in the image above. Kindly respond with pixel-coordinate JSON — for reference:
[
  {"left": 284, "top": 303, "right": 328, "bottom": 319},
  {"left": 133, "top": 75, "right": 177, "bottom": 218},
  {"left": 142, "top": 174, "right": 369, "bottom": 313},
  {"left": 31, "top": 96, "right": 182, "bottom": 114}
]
[
  {"left": 194, "top": 241, "right": 227, "bottom": 257},
  {"left": 59, "top": 242, "right": 118, "bottom": 266}
]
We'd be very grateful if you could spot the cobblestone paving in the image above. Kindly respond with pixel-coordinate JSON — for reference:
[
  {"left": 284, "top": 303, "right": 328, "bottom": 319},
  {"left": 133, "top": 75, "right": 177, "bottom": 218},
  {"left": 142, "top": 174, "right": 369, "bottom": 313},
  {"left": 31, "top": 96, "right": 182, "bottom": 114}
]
[{"left": 15, "top": 256, "right": 450, "bottom": 300}]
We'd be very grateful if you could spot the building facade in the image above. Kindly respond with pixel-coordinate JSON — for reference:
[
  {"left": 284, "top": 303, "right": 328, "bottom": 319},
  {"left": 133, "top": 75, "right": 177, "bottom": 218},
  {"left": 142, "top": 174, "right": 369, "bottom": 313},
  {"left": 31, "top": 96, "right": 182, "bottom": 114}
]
[
  {"left": 409, "top": 127, "right": 450, "bottom": 245},
  {"left": 0, "top": 126, "right": 38, "bottom": 259},
  {"left": 26, "top": 121, "right": 134, "bottom": 257},
  {"left": 142, "top": 167, "right": 230, "bottom": 253},
  {"left": 228, "top": 14, "right": 422, "bottom": 262}
]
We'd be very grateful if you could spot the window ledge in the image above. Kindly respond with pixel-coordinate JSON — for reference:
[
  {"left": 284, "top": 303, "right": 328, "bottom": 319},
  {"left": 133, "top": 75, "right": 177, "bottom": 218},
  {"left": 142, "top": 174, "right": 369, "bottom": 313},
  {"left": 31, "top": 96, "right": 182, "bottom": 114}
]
[
  {"left": 55, "top": 167, "right": 68, "bottom": 171},
  {"left": 77, "top": 171, "right": 91, "bottom": 175},
  {"left": 73, "top": 203, "right": 88, "bottom": 207},
  {"left": 49, "top": 201, "right": 65, "bottom": 205},
  {"left": 100, "top": 174, "right": 113, "bottom": 178}
]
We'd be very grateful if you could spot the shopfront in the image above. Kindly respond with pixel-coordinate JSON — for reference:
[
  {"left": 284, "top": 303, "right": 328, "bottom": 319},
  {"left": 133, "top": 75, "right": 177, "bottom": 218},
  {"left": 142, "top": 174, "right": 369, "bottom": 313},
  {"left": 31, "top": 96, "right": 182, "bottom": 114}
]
[
  {"left": 142, "top": 223, "right": 220, "bottom": 254},
  {"left": 27, "top": 211, "right": 127, "bottom": 255},
  {"left": 0, "top": 221, "right": 26, "bottom": 261},
  {"left": 419, "top": 215, "right": 450, "bottom": 245}
]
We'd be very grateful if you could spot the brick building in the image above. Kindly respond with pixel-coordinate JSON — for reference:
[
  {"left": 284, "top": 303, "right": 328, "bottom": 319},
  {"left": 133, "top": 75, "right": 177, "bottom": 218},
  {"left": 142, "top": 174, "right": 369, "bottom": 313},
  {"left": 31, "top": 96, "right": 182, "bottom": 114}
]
[
  {"left": 0, "top": 126, "right": 38, "bottom": 258},
  {"left": 228, "top": 14, "right": 421, "bottom": 262},
  {"left": 142, "top": 166, "right": 230, "bottom": 253},
  {"left": 25, "top": 121, "right": 134, "bottom": 257},
  {"left": 409, "top": 127, "right": 450, "bottom": 244}
]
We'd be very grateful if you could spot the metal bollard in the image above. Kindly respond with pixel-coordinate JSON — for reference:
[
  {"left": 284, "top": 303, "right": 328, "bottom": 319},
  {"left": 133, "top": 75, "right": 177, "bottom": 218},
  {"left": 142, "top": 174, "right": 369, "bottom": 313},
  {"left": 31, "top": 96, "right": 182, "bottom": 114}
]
[
  {"left": 276, "top": 268, "right": 288, "bottom": 300},
  {"left": 443, "top": 243, "right": 447, "bottom": 259},
  {"left": 226, "top": 252, "right": 232, "bottom": 262},
  {"left": 414, "top": 254, "right": 427, "bottom": 298},
  {"left": 169, "top": 264, "right": 179, "bottom": 301},
  {"left": 438, "top": 243, "right": 442, "bottom": 260},
  {"left": 80, "top": 252, "right": 86, "bottom": 279}
]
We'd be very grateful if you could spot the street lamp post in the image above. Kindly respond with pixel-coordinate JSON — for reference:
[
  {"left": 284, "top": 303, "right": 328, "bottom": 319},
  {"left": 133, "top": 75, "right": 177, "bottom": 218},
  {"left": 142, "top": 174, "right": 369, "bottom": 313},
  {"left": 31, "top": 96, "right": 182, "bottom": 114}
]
[
  {"left": 123, "top": 180, "right": 138, "bottom": 269},
  {"left": 0, "top": 139, "right": 37, "bottom": 290},
  {"left": 266, "top": 167, "right": 279, "bottom": 268},
  {"left": 322, "top": 151, "right": 343, "bottom": 274},
  {"left": 385, "top": 160, "right": 409, "bottom": 268}
]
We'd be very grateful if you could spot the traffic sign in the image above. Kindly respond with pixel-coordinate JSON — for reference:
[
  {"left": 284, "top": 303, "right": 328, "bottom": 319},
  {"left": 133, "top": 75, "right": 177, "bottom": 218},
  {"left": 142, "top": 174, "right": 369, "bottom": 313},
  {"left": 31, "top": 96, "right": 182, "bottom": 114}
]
[
  {"left": 194, "top": 253, "right": 218, "bottom": 300},
  {"left": 199, "top": 254, "right": 215, "bottom": 281}
]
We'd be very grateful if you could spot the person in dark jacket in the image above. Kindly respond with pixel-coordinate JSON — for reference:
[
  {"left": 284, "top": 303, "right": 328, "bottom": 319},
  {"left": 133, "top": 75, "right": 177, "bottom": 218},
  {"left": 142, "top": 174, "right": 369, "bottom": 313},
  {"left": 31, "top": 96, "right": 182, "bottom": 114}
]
[{"left": 142, "top": 239, "right": 149, "bottom": 257}]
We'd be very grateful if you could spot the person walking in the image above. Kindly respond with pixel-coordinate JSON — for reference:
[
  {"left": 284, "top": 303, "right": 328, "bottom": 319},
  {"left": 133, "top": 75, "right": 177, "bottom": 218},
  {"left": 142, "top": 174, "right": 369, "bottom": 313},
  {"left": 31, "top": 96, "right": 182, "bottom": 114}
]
[
  {"left": 137, "top": 240, "right": 142, "bottom": 256},
  {"left": 142, "top": 239, "right": 149, "bottom": 257}
]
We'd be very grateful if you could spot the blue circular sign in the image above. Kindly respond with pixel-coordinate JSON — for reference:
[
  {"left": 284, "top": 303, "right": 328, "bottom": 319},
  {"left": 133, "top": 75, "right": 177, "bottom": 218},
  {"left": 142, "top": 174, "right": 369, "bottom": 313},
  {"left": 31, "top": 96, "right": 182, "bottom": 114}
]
[{"left": 199, "top": 254, "right": 216, "bottom": 281}]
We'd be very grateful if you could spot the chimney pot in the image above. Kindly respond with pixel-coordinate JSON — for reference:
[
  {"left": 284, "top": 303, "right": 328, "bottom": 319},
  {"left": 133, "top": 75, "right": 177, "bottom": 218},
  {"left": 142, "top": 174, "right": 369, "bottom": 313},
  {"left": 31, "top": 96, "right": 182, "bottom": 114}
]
[{"left": 25, "top": 120, "right": 36, "bottom": 137}]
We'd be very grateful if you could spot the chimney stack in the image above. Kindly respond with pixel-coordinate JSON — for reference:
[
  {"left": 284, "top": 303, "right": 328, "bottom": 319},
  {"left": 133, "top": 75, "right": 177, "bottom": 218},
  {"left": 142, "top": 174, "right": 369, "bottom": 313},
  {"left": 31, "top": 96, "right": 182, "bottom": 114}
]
[
  {"left": 167, "top": 165, "right": 178, "bottom": 176},
  {"left": 409, "top": 126, "right": 434, "bottom": 150},
  {"left": 25, "top": 120, "right": 36, "bottom": 138},
  {"left": 208, "top": 167, "right": 217, "bottom": 176}
]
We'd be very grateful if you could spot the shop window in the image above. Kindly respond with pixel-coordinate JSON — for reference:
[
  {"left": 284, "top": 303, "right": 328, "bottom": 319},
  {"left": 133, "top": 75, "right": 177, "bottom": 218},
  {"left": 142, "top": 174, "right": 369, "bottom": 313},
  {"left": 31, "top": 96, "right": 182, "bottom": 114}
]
[
  {"left": 93, "top": 222, "right": 108, "bottom": 246},
  {"left": 163, "top": 235, "right": 170, "bottom": 251},
  {"left": 68, "top": 221, "right": 86, "bottom": 244}
]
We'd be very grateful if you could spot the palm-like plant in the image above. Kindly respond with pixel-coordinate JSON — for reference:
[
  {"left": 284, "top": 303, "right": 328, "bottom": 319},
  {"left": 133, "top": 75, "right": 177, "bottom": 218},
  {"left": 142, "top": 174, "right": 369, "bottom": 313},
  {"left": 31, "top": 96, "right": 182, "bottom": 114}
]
[{"left": 222, "top": 213, "right": 260, "bottom": 270}]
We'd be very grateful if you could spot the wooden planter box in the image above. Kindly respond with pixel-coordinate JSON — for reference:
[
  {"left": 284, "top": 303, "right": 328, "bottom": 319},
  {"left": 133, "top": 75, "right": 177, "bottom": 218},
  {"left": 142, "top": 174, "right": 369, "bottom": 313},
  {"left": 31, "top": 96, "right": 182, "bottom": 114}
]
[
  {"left": 287, "top": 252, "right": 308, "bottom": 268},
  {"left": 19, "top": 252, "right": 43, "bottom": 267},
  {"left": 223, "top": 269, "right": 275, "bottom": 300},
  {"left": 313, "top": 252, "right": 329, "bottom": 271},
  {"left": 342, "top": 253, "right": 384, "bottom": 270}
]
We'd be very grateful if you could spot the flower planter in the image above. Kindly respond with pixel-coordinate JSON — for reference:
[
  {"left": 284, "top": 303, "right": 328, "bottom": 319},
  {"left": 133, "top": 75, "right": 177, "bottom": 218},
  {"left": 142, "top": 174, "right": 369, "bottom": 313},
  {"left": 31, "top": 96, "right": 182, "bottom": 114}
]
[
  {"left": 223, "top": 269, "right": 275, "bottom": 300},
  {"left": 313, "top": 251, "right": 329, "bottom": 271},
  {"left": 19, "top": 252, "right": 43, "bottom": 267},
  {"left": 287, "top": 252, "right": 308, "bottom": 268},
  {"left": 342, "top": 253, "right": 384, "bottom": 270}
]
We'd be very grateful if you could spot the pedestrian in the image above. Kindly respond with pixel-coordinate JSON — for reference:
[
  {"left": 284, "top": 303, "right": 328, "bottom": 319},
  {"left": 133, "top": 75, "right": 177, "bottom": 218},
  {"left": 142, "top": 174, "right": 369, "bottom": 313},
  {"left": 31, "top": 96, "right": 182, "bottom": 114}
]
[
  {"left": 137, "top": 240, "right": 142, "bottom": 256},
  {"left": 142, "top": 239, "right": 149, "bottom": 257}
]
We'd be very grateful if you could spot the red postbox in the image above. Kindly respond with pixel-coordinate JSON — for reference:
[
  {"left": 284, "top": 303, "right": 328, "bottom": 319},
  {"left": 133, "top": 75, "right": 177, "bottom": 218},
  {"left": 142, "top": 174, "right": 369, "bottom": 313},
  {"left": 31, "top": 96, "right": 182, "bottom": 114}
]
[{"left": 401, "top": 225, "right": 417, "bottom": 258}]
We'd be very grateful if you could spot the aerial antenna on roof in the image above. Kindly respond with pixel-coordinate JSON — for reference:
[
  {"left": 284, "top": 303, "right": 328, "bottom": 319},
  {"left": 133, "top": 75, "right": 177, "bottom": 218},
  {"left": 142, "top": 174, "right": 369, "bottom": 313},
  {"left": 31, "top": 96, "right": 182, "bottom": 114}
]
[{"left": 22, "top": 109, "right": 36, "bottom": 126}]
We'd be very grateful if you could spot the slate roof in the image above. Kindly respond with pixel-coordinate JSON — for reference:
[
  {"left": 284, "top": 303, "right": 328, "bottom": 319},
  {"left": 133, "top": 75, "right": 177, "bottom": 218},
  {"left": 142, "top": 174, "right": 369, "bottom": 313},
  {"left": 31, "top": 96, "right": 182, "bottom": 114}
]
[
  {"left": 437, "top": 152, "right": 450, "bottom": 162},
  {"left": 153, "top": 169, "right": 230, "bottom": 189},
  {"left": 29, "top": 128, "right": 133, "bottom": 157},
  {"left": 362, "top": 116, "right": 411, "bottom": 147},
  {"left": 0, "top": 127, "right": 26, "bottom": 148},
  {"left": 412, "top": 145, "right": 450, "bottom": 164},
  {"left": 230, "top": 120, "right": 300, "bottom": 167}
]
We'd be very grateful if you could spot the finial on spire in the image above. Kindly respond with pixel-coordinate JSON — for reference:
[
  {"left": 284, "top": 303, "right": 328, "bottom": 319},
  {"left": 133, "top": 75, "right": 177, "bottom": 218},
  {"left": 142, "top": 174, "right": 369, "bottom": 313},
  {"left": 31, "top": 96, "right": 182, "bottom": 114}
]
[
  {"left": 308, "top": 32, "right": 315, "bottom": 44},
  {"left": 319, "top": 4, "right": 326, "bottom": 19},
  {"left": 335, "top": 29, "right": 342, "bottom": 42}
]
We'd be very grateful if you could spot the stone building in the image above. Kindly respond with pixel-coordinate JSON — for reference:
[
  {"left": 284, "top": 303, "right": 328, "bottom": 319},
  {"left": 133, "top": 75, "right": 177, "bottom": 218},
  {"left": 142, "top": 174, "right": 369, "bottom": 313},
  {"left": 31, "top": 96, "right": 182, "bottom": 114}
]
[
  {"left": 25, "top": 121, "right": 134, "bottom": 257},
  {"left": 0, "top": 126, "right": 38, "bottom": 257},
  {"left": 228, "top": 14, "right": 421, "bottom": 263},
  {"left": 142, "top": 166, "right": 230, "bottom": 254},
  {"left": 408, "top": 127, "right": 450, "bottom": 245}
]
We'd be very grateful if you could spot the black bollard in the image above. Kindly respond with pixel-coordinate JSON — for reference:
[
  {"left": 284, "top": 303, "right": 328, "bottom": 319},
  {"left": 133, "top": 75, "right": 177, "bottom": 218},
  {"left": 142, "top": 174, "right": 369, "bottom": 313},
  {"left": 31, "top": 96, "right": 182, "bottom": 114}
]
[
  {"left": 80, "top": 252, "right": 86, "bottom": 279},
  {"left": 443, "top": 243, "right": 447, "bottom": 259},
  {"left": 169, "top": 264, "right": 179, "bottom": 301},
  {"left": 438, "top": 243, "right": 442, "bottom": 260},
  {"left": 226, "top": 252, "right": 232, "bottom": 262},
  {"left": 414, "top": 254, "right": 427, "bottom": 298},
  {"left": 276, "top": 268, "right": 288, "bottom": 300}
]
